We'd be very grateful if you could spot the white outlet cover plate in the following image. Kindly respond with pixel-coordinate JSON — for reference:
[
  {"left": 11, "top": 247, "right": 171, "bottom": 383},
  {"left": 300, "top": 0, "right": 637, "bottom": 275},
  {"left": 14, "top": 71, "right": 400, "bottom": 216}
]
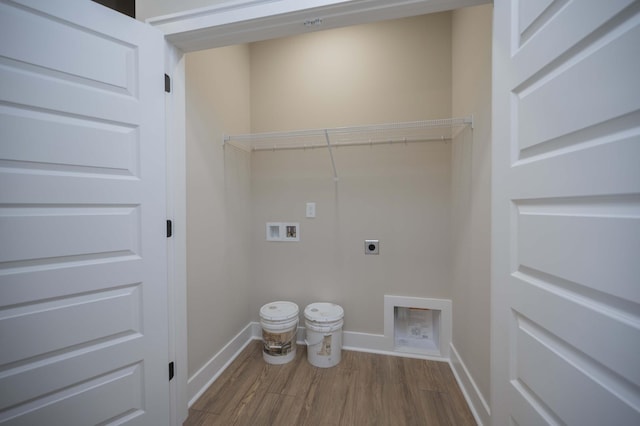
[{"left": 306, "top": 202, "right": 316, "bottom": 218}]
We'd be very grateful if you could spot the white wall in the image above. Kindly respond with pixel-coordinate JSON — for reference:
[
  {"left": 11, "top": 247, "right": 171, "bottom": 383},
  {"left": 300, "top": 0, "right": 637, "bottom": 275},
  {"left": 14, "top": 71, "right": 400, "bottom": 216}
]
[
  {"left": 185, "top": 45, "right": 252, "bottom": 377},
  {"left": 249, "top": 13, "right": 453, "bottom": 333},
  {"left": 451, "top": 3, "right": 492, "bottom": 419},
  {"left": 137, "top": 0, "right": 228, "bottom": 21}
]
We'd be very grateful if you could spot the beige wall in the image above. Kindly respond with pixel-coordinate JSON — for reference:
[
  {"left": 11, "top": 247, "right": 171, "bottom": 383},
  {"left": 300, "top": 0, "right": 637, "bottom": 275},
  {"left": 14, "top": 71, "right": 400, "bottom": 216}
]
[
  {"left": 249, "top": 13, "right": 453, "bottom": 333},
  {"left": 185, "top": 45, "right": 252, "bottom": 377},
  {"left": 451, "top": 3, "right": 492, "bottom": 408},
  {"left": 251, "top": 144, "right": 452, "bottom": 333},
  {"left": 250, "top": 14, "right": 452, "bottom": 131}
]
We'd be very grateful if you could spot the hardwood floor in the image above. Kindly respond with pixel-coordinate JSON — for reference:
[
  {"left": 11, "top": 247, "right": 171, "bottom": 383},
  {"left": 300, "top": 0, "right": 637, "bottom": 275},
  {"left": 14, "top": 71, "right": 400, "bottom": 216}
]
[{"left": 185, "top": 341, "right": 476, "bottom": 426}]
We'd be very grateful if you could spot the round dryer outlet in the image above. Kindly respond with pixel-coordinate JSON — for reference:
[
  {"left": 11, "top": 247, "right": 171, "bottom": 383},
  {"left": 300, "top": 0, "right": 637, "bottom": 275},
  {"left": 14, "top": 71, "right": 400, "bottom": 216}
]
[{"left": 365, "top": 240, "right": 379, "bottom": 255}]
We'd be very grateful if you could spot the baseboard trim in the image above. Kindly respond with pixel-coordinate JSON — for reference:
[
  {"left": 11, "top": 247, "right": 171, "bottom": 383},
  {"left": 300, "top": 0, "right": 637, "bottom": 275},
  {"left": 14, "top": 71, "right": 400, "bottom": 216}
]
[
  {"left": 187, "top": 322, "right": 255, "bottom": 406},
  {"left": 448, "top": 343, "right": 491, "bottom": 426}
]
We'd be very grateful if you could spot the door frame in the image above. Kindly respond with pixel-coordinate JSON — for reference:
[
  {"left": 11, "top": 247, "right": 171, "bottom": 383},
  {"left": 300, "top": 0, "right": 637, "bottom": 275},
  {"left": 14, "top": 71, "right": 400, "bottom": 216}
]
[
  {"left": 156, "top": 1, "right": 490, "bottom": 424},
  {"left": 164, "top": 43, "right": 188, "bottom": 426}
]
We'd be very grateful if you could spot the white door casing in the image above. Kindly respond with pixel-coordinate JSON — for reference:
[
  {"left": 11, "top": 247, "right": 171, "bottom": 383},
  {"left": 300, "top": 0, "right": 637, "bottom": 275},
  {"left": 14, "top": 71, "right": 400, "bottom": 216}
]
[
  {"left": 492, "top": 0, "right": 640, "bottom": 425},
  {"left": 0, "top": 0, "right": 169, "bottom": 424}
]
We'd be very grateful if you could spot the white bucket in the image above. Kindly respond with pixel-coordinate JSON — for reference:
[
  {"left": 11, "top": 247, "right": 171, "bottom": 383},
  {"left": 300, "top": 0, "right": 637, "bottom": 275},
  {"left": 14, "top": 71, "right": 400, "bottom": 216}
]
[
  {"left": 304, "top": 302, "right": 344, "bottom": 368},
  {"left": 260, "top": 301, "right": 299, "bottom": 365}
]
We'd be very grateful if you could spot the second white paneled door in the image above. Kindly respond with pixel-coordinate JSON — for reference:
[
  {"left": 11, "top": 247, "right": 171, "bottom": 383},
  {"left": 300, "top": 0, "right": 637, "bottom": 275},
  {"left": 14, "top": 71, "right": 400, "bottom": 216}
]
[{"left": 492, "top": 0, "right": 640, "bottom": 425}]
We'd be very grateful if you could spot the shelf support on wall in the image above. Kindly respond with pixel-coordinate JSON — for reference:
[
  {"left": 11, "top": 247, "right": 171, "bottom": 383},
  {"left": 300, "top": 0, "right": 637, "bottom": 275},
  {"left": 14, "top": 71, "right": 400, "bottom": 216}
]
[{"left": 324, "top": 129, "right": 339, "bottom": 181}]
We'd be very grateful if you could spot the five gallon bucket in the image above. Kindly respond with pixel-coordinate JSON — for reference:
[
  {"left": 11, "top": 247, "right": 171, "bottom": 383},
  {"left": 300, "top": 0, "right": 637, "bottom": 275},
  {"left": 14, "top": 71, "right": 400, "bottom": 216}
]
[
  {"left": 260, "top": 301, "right": 299, "bottom": 365},
  {"left": 304, "top": 302, "right": 344, "bottom": 368}
]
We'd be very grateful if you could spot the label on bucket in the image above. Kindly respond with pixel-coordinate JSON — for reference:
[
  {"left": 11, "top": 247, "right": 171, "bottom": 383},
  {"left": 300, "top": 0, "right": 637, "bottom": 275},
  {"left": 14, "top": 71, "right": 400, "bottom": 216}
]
[
  {"left": 262, "top": 329, "right": 296, "bottom": 357},
  {"left": 317, "top": 335, "right": 332, "bottom": 356}
]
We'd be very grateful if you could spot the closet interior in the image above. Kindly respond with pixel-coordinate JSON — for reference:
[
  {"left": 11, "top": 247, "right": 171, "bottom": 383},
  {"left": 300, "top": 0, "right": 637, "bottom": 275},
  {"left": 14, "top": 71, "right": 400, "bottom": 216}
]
[{"left": 184, "top": 4, "right": 492, "bottom": 420}]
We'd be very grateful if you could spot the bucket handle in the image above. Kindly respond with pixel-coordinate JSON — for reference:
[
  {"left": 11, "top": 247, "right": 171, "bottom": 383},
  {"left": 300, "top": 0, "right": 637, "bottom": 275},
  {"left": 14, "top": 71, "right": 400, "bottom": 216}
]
[{"left": 304, "top": 335, "right": 328, "bottom": 347}]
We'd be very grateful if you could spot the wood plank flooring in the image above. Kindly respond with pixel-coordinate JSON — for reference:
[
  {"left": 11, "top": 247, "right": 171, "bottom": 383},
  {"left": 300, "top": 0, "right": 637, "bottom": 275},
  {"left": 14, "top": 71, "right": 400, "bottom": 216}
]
[{"left": 185, "top": 341, "right": 476, "bottom": 426}]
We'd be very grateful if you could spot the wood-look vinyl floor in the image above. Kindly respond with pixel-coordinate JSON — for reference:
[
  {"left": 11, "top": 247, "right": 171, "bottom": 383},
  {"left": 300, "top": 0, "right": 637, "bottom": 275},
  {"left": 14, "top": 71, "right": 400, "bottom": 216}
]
[{"left": 185, "top": 341, "right": 476, "bottom": 426}]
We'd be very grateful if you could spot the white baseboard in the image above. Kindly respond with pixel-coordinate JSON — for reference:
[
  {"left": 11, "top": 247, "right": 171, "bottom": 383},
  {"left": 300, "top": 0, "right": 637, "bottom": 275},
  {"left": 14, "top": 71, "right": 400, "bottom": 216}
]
[
  {"left": 448, "top": 343, "right": 491, "bottom": 426},
  {"left": 342, "top": 329, "right": 387, "bottom": 352},
  {"left": 187, "top": 322, "right": 255, "bottom": 406},
  {"left": 187, "top": 321, "right": 489, "bottom": 424},
  {"left": 342, "top": 329, "right": 450, "bottom": 361}
]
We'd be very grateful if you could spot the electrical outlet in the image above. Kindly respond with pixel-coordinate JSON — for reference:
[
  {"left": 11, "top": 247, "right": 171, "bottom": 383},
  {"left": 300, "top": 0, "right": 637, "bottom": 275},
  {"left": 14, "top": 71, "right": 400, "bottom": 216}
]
[
  {"left": 306, "top": 202, "right": 316, "bottom": 218},
  {"left": 365, "top": 240, "right": 379, "bottom": 255}
]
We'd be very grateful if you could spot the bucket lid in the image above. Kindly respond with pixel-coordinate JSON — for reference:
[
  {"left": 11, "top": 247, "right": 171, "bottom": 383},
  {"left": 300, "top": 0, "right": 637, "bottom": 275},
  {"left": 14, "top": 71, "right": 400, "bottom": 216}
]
[
  {"left": 260, "top": 301, "right": 299, "bottom": 321},
  {"left": 304, "top": 302, "right": 344, "bottom": 322}
]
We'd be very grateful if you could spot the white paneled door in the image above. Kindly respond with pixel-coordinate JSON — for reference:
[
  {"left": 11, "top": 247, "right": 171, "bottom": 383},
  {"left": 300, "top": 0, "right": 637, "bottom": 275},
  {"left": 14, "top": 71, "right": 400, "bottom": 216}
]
[
  {"left": 492, "top": 0, "right": 640, "bottom": 425},
  {"left": 0, "top": 0, "right": 169, "bottom": 424}
]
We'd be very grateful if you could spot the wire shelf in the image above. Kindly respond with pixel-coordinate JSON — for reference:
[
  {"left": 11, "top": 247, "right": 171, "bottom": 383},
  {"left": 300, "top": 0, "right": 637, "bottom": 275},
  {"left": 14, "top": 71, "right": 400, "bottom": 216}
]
[
  {"left": 223, "top": 116, "right": 473, "bottom": 180},
  {"left": 224, "top": 116, "right": 473, "bottom": 152}
]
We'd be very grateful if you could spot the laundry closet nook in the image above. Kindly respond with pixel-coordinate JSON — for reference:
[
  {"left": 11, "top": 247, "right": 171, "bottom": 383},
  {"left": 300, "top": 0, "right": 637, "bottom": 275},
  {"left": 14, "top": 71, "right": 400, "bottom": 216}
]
[{"left": 184, "top": 4, "right": 491, "bottom": 422}]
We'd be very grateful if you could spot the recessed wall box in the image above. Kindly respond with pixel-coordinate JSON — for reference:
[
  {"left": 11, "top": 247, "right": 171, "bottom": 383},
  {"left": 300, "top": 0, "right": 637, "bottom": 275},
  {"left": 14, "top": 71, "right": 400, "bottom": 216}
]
[
  {"left": 384, "top": 295, "right": 452, "bottom": 359},
  {"left": 266, "top": 222, "right": 300, "bottom": 242},
  {"left": 267, "top": 223, "right": 281, "bottom": 241}
]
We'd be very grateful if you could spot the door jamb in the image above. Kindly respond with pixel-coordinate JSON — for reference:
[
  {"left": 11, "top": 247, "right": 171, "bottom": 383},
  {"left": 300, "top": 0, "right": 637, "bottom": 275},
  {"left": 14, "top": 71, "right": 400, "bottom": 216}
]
[{"left": 164, "top": 42, "right": 188, "bottom": 426}]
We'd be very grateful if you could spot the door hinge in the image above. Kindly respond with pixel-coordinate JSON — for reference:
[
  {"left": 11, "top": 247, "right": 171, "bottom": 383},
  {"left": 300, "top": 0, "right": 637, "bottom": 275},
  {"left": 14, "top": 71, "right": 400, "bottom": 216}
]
[
  {"left": 169, "top": 361, "right": 175, "bottom": 381},
  {"left": 164, "top": 73, "right": 171, "bottom": 93},
  {"left": 167, "top": 220, "right": 173, "bottom": 238}
]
